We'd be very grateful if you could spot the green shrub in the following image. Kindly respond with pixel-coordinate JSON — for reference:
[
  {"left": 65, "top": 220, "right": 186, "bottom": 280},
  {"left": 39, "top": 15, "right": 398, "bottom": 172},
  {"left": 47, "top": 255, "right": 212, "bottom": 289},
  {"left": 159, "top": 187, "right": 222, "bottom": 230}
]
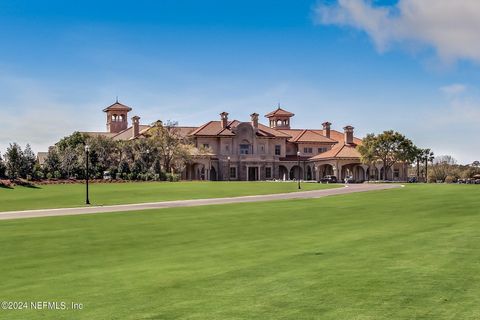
[{"left": 445, "top": 175, "right": 455, "bottom": 183}]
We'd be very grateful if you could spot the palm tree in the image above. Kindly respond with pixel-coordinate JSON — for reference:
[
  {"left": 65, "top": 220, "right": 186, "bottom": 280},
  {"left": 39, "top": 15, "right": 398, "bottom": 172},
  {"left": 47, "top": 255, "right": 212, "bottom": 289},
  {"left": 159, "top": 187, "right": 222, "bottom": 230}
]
[{"left": 421, "top": 149, "right": 435, "bottom": 183}]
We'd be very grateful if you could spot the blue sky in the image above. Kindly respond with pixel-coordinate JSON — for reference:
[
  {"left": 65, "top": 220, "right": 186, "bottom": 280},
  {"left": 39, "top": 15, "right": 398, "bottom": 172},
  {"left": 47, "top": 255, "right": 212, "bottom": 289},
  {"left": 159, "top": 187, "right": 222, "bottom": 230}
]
[{"left": 1, "top": 0, "right": 479, "bottom": 163}]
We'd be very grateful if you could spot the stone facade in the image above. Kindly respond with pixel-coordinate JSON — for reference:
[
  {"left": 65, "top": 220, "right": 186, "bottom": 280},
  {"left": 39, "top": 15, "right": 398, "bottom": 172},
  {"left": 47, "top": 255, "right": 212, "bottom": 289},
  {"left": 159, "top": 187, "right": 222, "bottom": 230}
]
[{"left": 83, "top": 102, "right": 409, "bottom": 182}]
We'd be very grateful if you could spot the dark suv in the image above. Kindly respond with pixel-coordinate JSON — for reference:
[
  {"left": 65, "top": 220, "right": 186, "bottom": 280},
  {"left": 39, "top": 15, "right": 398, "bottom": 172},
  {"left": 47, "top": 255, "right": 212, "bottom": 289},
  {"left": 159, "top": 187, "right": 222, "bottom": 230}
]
[{"left": 320, "top": 175, "right": 337, "bottom": 183}]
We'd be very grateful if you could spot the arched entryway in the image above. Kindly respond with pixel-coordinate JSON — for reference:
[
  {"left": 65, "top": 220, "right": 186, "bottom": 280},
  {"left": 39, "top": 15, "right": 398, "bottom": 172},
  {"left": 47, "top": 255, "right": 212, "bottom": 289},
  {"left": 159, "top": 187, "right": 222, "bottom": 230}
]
[
  {"left": 289, "top": 165, "right": 303, "bottom": 180},
  {"left": 306, "top": 166, "right": 313, "bottom": 180},
  {"left": 279, "top": 165, "right": 288, "bottom": 181},
  {"left": 210, "top": 167, "right": 217, "bottom": 181},
  {"left": 317, "top": 164, "right": 334, "bottom": 180}
]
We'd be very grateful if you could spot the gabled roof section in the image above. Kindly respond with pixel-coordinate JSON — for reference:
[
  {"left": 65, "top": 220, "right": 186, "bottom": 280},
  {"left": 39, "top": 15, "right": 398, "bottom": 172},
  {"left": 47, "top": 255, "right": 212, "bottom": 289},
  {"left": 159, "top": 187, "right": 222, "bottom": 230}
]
[
  {"left": 189, "top": 120, "right": 237, "bottom": 136},
  {"left": 189, "top": 120, "right": 290, "bottom": 138},
  {"left": 310, "top": 143, "right": 361, "bottom": 160},
  {"left": 111, "top": 125, "right": 150, "bottom": 140},
  {"left": 277, "top": 129, "right": 337, "bottom": 143},
  {"left": 256, "top": 124, "right": 291, "bottom": 138},
  {"left": 102, "top": 101, "right": 132, "bottom": 112},
  {"left": 81, "top": 131, "right": 117, "bottom": 138},
  {"left": 264, "top": 107, "right": 295, "bottom": 118}
]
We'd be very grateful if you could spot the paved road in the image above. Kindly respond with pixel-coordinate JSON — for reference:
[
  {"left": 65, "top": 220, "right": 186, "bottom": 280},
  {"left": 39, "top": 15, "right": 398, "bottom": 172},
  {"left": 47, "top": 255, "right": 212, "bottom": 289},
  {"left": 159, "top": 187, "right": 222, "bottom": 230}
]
[{"left": 0, "top": 183, "right": 402, "bottom": 221}]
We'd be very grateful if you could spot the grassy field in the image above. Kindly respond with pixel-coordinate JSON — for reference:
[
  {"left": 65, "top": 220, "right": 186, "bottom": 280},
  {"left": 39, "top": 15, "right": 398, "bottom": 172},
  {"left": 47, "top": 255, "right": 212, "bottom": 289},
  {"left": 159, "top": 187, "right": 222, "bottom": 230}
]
[
  {"left": 1, "top": 184, "right": 479, "bottom": 319},
  {"left": 0, "top": 181, "right": 338, "bottom": 212}
]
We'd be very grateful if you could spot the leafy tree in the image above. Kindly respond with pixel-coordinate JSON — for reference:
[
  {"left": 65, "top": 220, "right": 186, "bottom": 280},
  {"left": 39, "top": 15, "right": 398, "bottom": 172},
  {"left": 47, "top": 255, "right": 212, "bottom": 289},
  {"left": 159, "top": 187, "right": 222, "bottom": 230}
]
[
  {"left": 60, "top": 146, "right": 78, "bottom": 178},
  {"left": 358, "top": 130, "right": 416, "bottom": 180},
  {"left": 44, "top": 148, "right": 61, "bottom": 175},
  {"left": 57, "top": 132, "right": 86, "bottom": 152},
  {"left": 21, "top": 144, "right": 37, "bottom": 178},
  {"left": 145, "top": 120, "right": 192, "bottom": 174},
  {"left": 0, "top": 153, "right": 6, "bottom": 178},
  {"left": 4, "top": 143, "right": 24, "bottom": 179},
  {"left": 428, "top": 155, "right": 454, "bottom": 183}
]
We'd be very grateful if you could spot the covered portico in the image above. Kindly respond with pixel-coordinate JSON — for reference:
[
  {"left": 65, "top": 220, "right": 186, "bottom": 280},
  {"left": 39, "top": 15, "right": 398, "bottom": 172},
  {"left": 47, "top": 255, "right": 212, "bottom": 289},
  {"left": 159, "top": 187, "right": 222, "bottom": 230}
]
[
  {"left": 310, "top": 143, "right": 369, "bottom": 182},
  {"left": 183, "top": 156, "right": 218, "bottom": 181},
  {"left": 313, "top": 159, "right": 369, "bottom": 182}
]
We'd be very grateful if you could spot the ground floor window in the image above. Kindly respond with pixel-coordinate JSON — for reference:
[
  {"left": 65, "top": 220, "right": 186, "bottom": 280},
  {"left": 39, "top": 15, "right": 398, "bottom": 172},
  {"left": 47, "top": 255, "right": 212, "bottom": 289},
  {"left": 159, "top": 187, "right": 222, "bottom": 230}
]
[
  {"left": 229, "top": 167, "right": 237, "bottom": 179},
  {"left": 265, "top": 167, "right": 272, "bottom": 179},
  {"left": 394, "top": 169, "right": 400, "bottom": 178}
]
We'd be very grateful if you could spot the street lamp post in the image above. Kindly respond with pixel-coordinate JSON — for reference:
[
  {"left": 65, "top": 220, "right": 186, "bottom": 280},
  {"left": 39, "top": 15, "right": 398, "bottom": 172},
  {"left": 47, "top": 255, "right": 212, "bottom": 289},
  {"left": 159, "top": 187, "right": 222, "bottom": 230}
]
[
  {"left": 85, "top": 145, "right": 90, "bottom": 205},
  {"left": 297, "top": 151, "right": 301, "bottom": 189},
  {"left": 227, "top": 156, "right": 231, "bottom": 181}
]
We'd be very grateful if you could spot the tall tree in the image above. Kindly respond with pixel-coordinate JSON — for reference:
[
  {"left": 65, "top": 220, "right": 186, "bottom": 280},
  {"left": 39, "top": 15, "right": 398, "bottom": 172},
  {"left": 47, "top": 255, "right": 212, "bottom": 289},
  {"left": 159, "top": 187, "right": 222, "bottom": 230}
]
[
  {"left": 44, "top": 148, "right": 61, "bottom": 175},
  {"left": 0, "top": 153, "right": 6, "bottom": 178},
  {"left": 145, "top": 120, "right": 192, "bottom": 173},
  {"left": 421, "top": 149, "right": 435, "bottom": 183},
  {"left": 4, "top": 143, "right": 24, "bottom": 179},
  {"left": 357, "top": 130, "right": 416, "bottom": 180},
  {"left": 22, "top": 144, "right": 37, "bottom": 178}
]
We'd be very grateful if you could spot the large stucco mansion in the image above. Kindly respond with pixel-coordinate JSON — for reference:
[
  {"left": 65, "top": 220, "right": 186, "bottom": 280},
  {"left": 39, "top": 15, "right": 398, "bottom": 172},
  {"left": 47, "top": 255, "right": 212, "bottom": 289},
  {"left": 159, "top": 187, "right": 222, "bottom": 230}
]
[{"left": 82, "top": 101, "right": 408, "bottom": 182}]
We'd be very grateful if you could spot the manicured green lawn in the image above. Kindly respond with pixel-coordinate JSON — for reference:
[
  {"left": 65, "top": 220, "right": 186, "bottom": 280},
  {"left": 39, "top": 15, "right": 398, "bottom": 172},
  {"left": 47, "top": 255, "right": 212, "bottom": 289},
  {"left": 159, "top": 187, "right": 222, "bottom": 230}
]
[
  {"left": 0, "top": 181, "right": 338, "bottom": 212},
  {"left": 1, "top": 184, "right": 479, "bottom": 319}
]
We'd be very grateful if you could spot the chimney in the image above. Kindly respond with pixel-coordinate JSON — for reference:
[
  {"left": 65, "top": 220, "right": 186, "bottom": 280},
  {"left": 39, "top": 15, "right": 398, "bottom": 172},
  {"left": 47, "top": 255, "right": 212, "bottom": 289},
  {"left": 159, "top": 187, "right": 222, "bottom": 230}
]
[
  {"left": 250, "top": 113, "right": 259, "bottom": 128},
  {"left": 343, "top": 125, "right": 354, "bottom": 144},
  {"left": 322, "top": 121, "right": 331, "bottom": 138},
  {"left": 220, "top": 112, "right": 229, "bottom": 129},
  {"left": 132, "top": 116, "right": 140, "bottom": 138}
]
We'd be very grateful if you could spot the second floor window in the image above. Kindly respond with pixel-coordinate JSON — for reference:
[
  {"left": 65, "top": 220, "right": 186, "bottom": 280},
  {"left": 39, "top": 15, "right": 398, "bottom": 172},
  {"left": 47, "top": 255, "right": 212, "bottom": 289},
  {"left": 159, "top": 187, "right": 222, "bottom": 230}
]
[
  {"left": 203, "top": 144, "right": 209, "bottom": 149},
  {"left": 240, "top": 144, "right": 250, "bottom": 155},
  {"left": 318, "top": 147, "right": 327, "bottom": 153},
  {"left": 275, "top": 145, "right": 281, "bottom": 156},
  {"left": 303, "top": 147, "right": 313, "bottom": 153}
]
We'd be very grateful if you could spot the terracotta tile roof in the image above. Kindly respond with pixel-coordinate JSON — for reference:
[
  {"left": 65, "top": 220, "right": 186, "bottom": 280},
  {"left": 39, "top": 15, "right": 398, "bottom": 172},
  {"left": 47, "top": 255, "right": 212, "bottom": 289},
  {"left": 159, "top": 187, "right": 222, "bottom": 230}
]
[
  {"left": 174, "top": 126, "right": 198, "bottom": 138},
  {"left": 277, "top": 129, "right": 337, "bottom": 143},
  {"left": 256, "top": 124, "right": 291, "bottom": 138},
  {"left": 111, "top": 125, "right": 150, "bottom": 140},
  {"left": 82, "top": 131, "right": 117, "bottom": 138},
  {"left": 102, "top": 102, "right": 132, "bottom": 112},
  {"left": 189, "top": 120, "right": 236, "bottom": 136},
  {"left": 328, "top": 129, "right": 363, "bottom": 145},
  {"left": 264, "top": 107, "right": 295, "bottom": 118},
  {"left": 190, "top": 120, "right": 289, "bottom": 138},
  {"left": 309, "top": 143, "right": 361, "bottom": 160}
]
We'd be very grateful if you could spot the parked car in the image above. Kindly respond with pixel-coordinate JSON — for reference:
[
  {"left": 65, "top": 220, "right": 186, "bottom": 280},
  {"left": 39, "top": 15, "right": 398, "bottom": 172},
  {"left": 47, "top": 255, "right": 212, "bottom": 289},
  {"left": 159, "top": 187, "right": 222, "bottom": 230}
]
[
  {"left": 408, "top": 176, "right": 417, "bottom": 183},
  {"left": 344, "top": 175, "right": 355, "bottom": 184},
  {"left": 320, "top": 175, "right": 337, "bottom": 183}
]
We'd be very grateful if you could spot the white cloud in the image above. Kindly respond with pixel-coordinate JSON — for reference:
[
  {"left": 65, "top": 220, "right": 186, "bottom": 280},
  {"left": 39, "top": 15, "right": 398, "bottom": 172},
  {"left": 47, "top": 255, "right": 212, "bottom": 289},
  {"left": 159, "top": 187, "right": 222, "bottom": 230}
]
[
  {"left": 440, "top": 83, "right": 467, "bottom": 96},
  {"left": 315, "top": 0, "right": 480, "bottom": 63}
]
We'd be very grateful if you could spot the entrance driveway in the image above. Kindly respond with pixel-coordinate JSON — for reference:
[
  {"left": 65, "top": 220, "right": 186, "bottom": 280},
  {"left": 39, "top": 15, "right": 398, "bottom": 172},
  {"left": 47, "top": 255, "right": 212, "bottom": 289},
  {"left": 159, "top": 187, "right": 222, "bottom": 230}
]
[{"left": 0, "top": 183, "right": 402, "bottom": 221}]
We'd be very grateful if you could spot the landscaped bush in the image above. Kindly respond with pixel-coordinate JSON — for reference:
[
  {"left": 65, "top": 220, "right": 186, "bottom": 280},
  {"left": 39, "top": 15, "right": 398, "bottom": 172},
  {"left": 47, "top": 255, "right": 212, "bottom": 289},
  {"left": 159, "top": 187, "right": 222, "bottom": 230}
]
[
  {"left": 445, "top": 175, "right": 455, "bottom": 184},
  {"left": 166, "top": 173, "right": 180, "bottom": 182}
]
